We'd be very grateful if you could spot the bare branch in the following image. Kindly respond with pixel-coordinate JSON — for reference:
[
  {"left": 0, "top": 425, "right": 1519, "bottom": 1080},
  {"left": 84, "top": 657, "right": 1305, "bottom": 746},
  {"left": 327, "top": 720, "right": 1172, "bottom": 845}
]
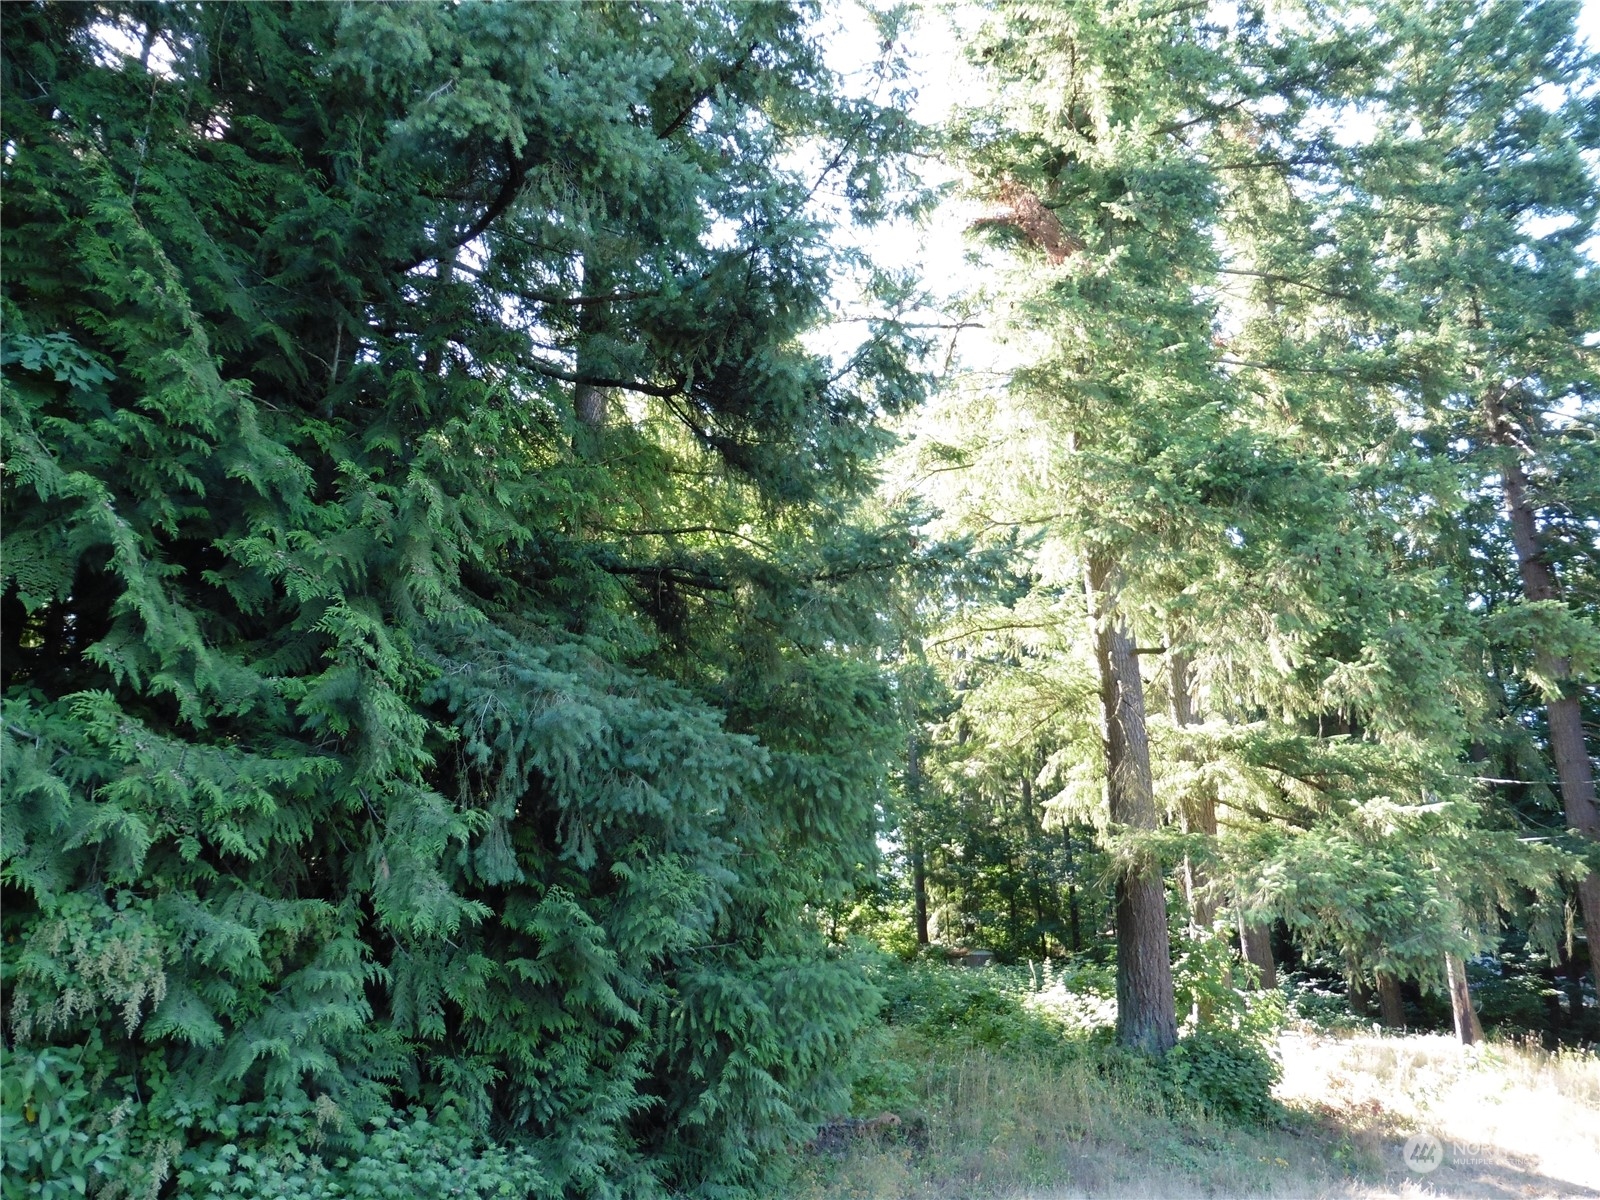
[
  {"left": 1217, "top": 267, "right": 1355, "bottom": 302},
  {"left": 528, "top": 360, "right": 688, "bottom": 399},
  {"left": 655, "top": 44, "right": 758, "bottom": 140},
  {"left": 597, "top": 525, "right": 776, "bottom": 552}
]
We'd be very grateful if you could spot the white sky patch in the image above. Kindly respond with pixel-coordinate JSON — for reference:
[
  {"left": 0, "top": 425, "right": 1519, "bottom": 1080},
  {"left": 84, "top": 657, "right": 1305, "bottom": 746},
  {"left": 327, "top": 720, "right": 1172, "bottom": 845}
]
[
  {"left": 802, "top": 3, "right": 1009, "bottom": 380},
  {"left": 1581, "top": 0, "right": 1600, "bottom": 49},
  {"left": 88, "top": 16, "right": 178, "bottom": 78},
  {"left": 1303, "top": 102, "right": 1381, "bottom": 149},
  {"left": 1522, "top": 212, "right": 1580, "bottom": 239}
]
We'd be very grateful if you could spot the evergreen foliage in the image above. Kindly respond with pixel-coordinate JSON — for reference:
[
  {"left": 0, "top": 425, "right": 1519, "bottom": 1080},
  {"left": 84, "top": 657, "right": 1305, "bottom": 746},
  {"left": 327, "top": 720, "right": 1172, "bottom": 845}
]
[
  {"left": 883, "top": 0, "right": 1595, "bottom": 1051},
  {"left": 5, "top": 0, "right": 1599, "bottom": 1190},
  {"left": 1, "top": 2, "right": 936, "bottom": 1193}
]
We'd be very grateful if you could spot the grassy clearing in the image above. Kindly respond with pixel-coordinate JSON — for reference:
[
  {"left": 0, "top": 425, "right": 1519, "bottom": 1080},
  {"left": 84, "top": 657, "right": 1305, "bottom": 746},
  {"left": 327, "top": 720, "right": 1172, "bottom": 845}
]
[
  {"left": 1277, "top": 1030, "right": 1600, "bottom": 1197},
  {"left": 782, "top": 1034, "right": 1362, "bottom": 1199},
  {"left": 775, "top": 964, "right": 1600, "bottom": 1199}
]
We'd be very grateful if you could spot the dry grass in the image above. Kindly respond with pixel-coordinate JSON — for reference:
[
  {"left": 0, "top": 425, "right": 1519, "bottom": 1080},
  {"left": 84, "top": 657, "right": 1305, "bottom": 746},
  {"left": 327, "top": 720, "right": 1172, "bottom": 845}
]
[
  {"left": 1277, "top": 1028, "right": 1600, "bottom": 1198},
  {"left": 780, "top": 1028, "right": 1600, "bottom": 1199},
  {"left": 781, "top": 1035, "right": 1355, "bottom": 1199}
]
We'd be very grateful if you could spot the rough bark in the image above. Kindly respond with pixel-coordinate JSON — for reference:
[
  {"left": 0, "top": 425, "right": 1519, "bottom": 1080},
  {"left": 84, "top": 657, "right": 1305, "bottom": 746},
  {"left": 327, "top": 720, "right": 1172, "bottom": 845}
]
[
  {"left": 1376, "top": 972, "right": 1405, "bottom": 1029},
  {"left": 1087, "top": 553, "right": 1177, "bottom": 1054},
  {"left": 907, "top": 734, "right": 929, "bottom": 946},
  {"left": 1170, "top": 649, "right": 1218, "bottom": 932},
  {"left": 1445, "top": 952, "right": 1484, "bottom": 1045},
  {"left": 1239, "top": 915, "right": 1278, "bottom": 990},
  {"left": 1485, "top": 387, "right": 1600, "bottom": 1003},
  {"left": 573, "top": 261, "right": 613, "bottom": 435},
  {"left": 911, "top": 841, "right": 930, "bottom": 947}
]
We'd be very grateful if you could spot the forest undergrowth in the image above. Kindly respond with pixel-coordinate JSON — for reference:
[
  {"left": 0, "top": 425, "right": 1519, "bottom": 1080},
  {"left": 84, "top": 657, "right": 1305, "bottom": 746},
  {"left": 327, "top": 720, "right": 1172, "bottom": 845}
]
[{"left": 780, "top": 961, "right": 1600, "bottom": 1200}]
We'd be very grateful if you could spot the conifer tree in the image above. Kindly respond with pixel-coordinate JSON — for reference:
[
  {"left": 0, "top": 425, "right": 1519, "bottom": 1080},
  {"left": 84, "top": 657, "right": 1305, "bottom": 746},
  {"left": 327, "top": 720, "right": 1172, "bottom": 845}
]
[
  {"left": 1221, "top": 0, "right": 1600, "bottom": 1006},
  {"left": 1345, "top": 0, "right": 1600, "bottom": 1000},
  {"left": 913, "top": 0, "right": 1591, "bottom": 1047},
  {"left": 1, "top": 3, "right": 932, "bottom": 1192},
  {"left": 939, "top": 0, "right": 1280, "bottom": 1053}
]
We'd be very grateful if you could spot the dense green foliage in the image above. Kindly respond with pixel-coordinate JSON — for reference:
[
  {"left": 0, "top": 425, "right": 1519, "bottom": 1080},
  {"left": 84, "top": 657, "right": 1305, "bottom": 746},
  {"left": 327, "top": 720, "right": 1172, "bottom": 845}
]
[
  {"left": 0, "top": 2, "right": 946, "bottom": 1194},
  {"left": 866, "top": 958, "right": 1282, "bottom": 1126},
  {"left": 3, "top": 0, "right": 1598, "bottom": 1193},
  {"left": 871, "top": 0, "right": 1597, "bottom": 1051}
]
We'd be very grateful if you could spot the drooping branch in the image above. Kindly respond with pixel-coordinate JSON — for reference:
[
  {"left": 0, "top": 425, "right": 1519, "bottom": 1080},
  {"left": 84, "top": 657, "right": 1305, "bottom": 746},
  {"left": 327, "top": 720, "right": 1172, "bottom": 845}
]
[
  {"left": 1217, "top": 267, "right": 1355, "bottom": 302},
  {"left": 604, "top": 562, "right": 729, "bottom": 592},
  {"left": 528, "top": 359, "right": 688, "bottom": 399},
  {"left": 527, "top": 288, "right": 663, "bottom": 308},
  {"left": 655, "top": 44, "right": 758, "bottom": 139},
  {"left": 596, "top": 525, "right": 777, "bottom": 553},
  {"left": 398, "top": 141, "right": 530, "bottom": 275}
]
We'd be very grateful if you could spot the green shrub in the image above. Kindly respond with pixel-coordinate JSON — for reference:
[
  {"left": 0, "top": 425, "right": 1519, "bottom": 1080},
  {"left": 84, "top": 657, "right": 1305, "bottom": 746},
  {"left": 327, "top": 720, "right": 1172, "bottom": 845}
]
[
  {"left": 174, "top": 1108, "right": 548, "bottom": 1200},
  {"left": 874, "top": 960, "right": 1091, "bottom": 1061},
  {"left": 1164, "top": 1024, "right": 1282, "bottom": 1124},
  {"left": 1283, "top": 971, "right": 1369, "bottom": 1031},
  {"left": 852, "top": 957, "right": 1294, "bottom": 1137},
  {"left": 0, "top": 1043, "right": 549, "bottom": 1200},
  {"left": 845, "top": 1021, "right": 921, "bottom": 1117},
  {"left": 1, "top": 1046, "right": 137, "bottom": 1200}
]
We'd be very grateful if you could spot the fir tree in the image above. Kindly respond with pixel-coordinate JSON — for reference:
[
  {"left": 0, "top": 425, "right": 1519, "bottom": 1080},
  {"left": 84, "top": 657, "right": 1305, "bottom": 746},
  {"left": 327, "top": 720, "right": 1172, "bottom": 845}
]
[{"left": 1, "top": 3, "right": 931, "bottom": 1193}]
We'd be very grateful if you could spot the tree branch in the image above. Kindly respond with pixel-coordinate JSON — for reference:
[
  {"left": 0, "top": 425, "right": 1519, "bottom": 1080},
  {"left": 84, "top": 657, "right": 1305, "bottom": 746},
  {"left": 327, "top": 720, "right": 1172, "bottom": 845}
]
[
  {"left": 398, "top": 142, "right": 529, "bottom": 274},
  {"left": 1218, "top": 355, "right": 1352, "bottom": 378},
  {"left": 527, "top": 288, "right": 663, "bottom": 308},
  {"left": 1217, "top": 267, "right": 1355, "bottom": 302},
  {"left": 527, "top": 359, "right": 688, "bottom": 399},
  {"left": 597, "top": 525, "right": 775, "bottom": 552},
  {"left": 656, "top": 44, "right": 758, "bottom": 139},
  {"left": 606, "top": 563, "right": 728, "bottom": 592},
  {"left": 927, "top": 621, "right": 1064, "bottom": 649}
]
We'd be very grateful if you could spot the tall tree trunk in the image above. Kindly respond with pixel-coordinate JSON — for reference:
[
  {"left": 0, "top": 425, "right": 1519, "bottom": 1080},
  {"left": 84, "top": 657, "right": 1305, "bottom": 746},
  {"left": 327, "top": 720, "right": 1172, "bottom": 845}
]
[
  {"left": 1021, "top": 771, "right": 1048, "bottom": 958},
  {"left": 573, "top": 259, "right": 613, "bottom": 443},
  {"left": 1006, "top": 858, "right": 1019, "bottom": 947},
  {"left": 1063, "top": 826, "right": 1082, "bottom": 952},
  {"left": 1347, "top": 967, "right": 1375, "bottom": 1020},
  {"left": 1486, "top": 387, "right": 1600, "bottom": 1002},
  {"left": 1170, "top": 649, "right": 1217, "bottom": 932},
  {"left": 1087, "top": 553, "right": 1177, "bottom": 1054},
  {"left": 1376, "top": 972, "right": 1405, "bottom": 1029},
  {"left": 1445, "top": 952, "right": 1484, "bottom": 1045},
  {"left": 1238, "top": 911, "right": 1278, "bottom": 990},
  {"left": 910, "top": 842, "right": 930, "bottom": 947},
  {"left": 907, "top": 734, "right": 929, "bottom": 946},
  {"left": 1068, "top": 880, "right": 1082, "bottom": 953},
  {"left": 1566, "top": 955, "right": 1588, "bottom": 1025},
  {"left": 1541, "top": 965, "right": 1565, "bottom": 1048}
]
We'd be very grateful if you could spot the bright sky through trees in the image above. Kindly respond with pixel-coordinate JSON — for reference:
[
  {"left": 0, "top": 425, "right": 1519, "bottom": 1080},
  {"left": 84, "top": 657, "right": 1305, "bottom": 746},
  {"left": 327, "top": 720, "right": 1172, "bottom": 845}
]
[{"left": 816, "top": 0, "right": 1600, "bottom": 383}]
